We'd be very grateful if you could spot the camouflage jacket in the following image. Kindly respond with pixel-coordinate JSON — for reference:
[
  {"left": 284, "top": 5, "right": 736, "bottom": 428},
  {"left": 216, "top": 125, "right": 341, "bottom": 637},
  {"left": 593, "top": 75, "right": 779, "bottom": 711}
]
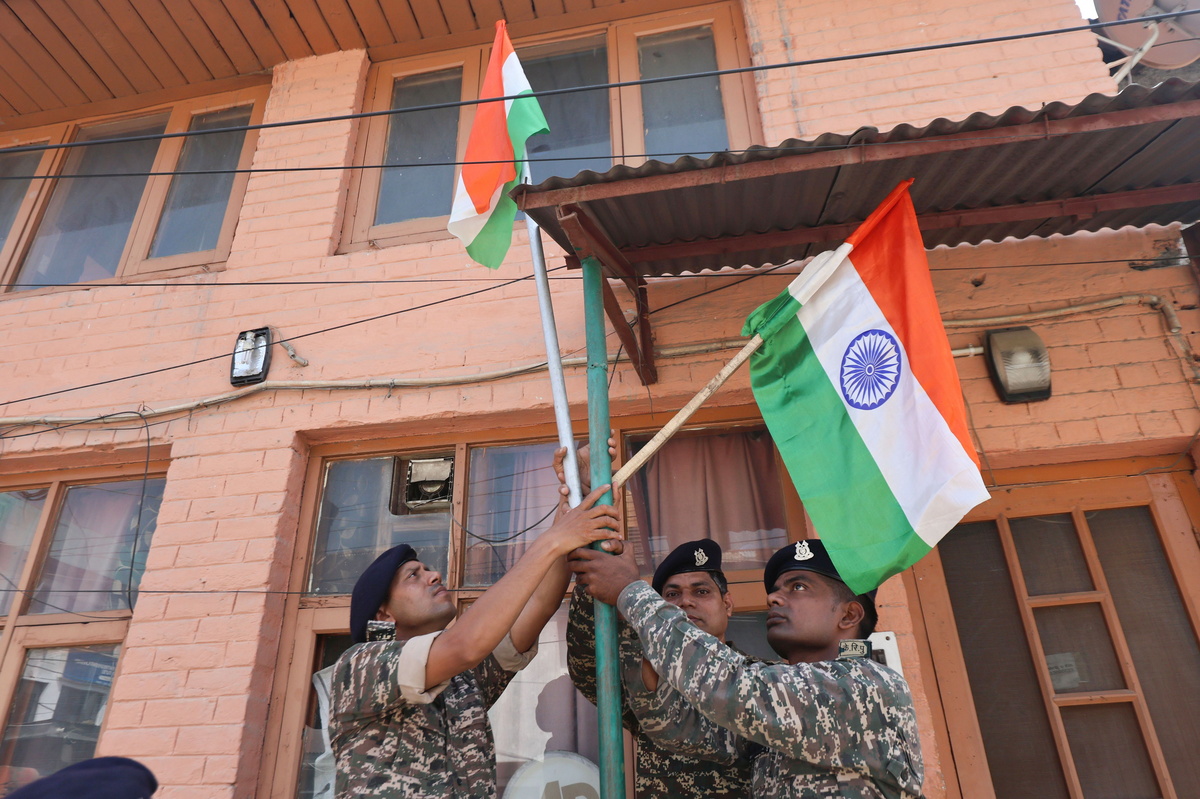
[
  {"left": 329, "top": 631, "right": 535, "bottom": 799},
  {"left": 566, "top": 583, "right": 755, "bottom": 798},
  {"left": 617, "top": 582, "right": 924, "bottom": 799}
]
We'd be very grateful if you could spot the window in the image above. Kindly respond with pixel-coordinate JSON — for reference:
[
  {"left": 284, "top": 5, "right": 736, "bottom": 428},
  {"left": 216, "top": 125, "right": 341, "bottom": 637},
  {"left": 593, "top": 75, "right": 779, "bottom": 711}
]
[
  {"left": 264, "top": 412, "right": 801, "bottom": 798},
  {"left": 914, "top": 471, "right": 1200, "bottom": 799},
  {"left": 0, "top": 86, "right": 267, "bottom": 292},
  {"left": 0, "top": 465, "right": 166, "bottom": 787},
  {"left": 344, "top": 4, "right": 758, "bottom": 249}
]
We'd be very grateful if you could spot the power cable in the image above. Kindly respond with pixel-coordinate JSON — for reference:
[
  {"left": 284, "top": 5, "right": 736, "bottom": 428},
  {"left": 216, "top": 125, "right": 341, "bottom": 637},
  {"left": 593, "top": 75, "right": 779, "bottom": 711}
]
[
  {"left": 2, "top": 255, "right": 1190, "bottom": 289},
  {"left": 0, "top": 265, "right": 567, "bottom": 409},
  {"left": 0, "top": 9, "right": 1196, "bottom": 160},
  {"left": 0, "top": 128, "right": 1173, "bottom": 182}
]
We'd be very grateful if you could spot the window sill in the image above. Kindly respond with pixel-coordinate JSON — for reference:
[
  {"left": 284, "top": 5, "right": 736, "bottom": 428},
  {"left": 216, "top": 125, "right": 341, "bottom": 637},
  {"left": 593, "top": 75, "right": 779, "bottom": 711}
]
[{"left": 2, "top": 261, "right": 228, "bottom": 301}]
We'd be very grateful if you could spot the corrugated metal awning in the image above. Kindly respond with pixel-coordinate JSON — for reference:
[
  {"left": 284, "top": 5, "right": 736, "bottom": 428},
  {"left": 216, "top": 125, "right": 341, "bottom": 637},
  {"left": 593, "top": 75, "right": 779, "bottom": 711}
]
[
  {"left": 512, "top": 79, "right": 1200, "bottom": 384},
  {"left": 516, "top": 79, "right": 1200, "bottom": 274}
]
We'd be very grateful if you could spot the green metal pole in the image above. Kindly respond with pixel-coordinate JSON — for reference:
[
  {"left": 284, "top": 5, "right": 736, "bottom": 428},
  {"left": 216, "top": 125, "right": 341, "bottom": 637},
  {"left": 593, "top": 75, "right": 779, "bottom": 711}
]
[{"left": 582, "top": 255, "right": 626, "bottom": 799}]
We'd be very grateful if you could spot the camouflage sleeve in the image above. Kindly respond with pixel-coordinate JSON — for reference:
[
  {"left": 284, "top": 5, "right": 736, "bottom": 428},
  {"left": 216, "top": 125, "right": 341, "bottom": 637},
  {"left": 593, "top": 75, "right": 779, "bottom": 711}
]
[
  {"left": 330, "top": 636, "right": 439, "bottom": 736},
  {"left": 618, "top": 582, "right": 923, "bottom": 784},
  {"left": 471, "top": 633, "right": 538, "bottom": 709},
  {"left": 567, "top": 582, "right": 648, "bottom": 732},
  {"left": 624, "top": 670, "right": 740, "bottom": 764},
  {"left": 566, "top": 582, "right": 599, "bottom": 706}
]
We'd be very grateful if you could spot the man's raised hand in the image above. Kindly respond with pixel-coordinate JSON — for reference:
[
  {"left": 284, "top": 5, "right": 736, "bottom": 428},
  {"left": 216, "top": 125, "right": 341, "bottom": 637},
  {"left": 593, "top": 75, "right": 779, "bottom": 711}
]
[
  {"left": 543, "top": 485, "right": 622, "bottom": 555},
  {"left": 569, "top": 541, "right": 641, "bottom": 605}
]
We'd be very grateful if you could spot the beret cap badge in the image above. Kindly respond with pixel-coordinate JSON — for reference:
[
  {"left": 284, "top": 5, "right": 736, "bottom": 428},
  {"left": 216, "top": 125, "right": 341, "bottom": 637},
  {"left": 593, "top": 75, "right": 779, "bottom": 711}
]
[
  {"left": 794, "top": 540, "right": 814, "bottom": 561},
  {"left": 694, "top": 548, "right": 709, "bottom": 566}
]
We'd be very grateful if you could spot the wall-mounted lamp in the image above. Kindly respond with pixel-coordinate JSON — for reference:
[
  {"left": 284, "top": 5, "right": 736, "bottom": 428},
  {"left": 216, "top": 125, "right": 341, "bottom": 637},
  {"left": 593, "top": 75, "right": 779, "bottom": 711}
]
[
  {"left": 985, "top": 326, "right": 1051, "bottom": 403},
  {"left": 230, "top": 327, "right": 272, "bottom": 386}
]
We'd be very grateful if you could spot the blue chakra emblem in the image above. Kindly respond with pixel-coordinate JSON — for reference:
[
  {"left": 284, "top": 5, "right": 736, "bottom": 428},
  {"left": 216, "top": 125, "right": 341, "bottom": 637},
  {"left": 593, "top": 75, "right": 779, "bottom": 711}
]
[{"left": 840, "top": 329, "right": 902, "bottom": 410}]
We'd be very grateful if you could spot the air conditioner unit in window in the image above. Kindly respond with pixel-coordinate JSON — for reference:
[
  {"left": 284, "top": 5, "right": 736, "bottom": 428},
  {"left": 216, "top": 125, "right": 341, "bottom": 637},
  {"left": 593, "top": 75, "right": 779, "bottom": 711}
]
[{"left": 389, "top": 457, "right": 454, "bottom": 515}]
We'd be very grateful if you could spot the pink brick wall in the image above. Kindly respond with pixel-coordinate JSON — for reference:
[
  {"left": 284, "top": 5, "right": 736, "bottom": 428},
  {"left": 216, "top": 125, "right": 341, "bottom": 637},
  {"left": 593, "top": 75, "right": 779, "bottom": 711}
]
[
  {"left": 741, "top": 0, "right": 1117, "bottom": 139},
  {"left": 0, "top": 1, "right": 1184, "bottom": 796}
]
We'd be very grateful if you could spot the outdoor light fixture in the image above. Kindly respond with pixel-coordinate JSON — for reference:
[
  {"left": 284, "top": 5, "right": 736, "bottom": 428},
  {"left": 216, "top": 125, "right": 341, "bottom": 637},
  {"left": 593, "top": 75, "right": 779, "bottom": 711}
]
[
  {"left": 230, "top": 327, "right": 272, "bottom": 386},
  {"left": 984, "top": 326, "right": 1051, "bottom": 403}
]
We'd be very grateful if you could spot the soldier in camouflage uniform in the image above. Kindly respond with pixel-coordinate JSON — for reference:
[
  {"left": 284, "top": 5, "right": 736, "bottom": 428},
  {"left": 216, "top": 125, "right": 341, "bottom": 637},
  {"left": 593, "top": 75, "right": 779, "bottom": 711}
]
[
  {"left": 329, "top": 484, "right": 621, "bottom": 799},
  {"left": 572, "top": 538, "right": 923, "bottom": 799},
  {"left": 566, "top": 538, "right": 756, "bottom": 798}
]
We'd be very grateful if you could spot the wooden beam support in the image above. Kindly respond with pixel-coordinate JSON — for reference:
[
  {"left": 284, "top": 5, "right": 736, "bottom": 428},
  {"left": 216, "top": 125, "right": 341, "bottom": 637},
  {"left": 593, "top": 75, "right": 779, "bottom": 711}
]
[
  {"left": 619, "top": 181, "right": 1200, "bottom": 264},
  {"left": 557, "top": 204, "right": 658, "bottom": 385}
]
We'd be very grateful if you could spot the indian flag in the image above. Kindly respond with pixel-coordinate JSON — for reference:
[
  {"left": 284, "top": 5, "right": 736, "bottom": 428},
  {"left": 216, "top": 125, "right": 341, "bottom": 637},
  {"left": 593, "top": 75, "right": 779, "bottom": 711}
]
[
  {"left": 448, "top": 20, "right": 548, "bottom": 269},
  {"left": 743, "top": 180, "right": 989, "bottom": 594}
]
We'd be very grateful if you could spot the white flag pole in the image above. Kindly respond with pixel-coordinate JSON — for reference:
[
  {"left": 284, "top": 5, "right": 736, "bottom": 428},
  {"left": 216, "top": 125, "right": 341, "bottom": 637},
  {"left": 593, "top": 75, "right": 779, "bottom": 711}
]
[{"left": 524, "top": 169, "right": 584, "bottom": 508}]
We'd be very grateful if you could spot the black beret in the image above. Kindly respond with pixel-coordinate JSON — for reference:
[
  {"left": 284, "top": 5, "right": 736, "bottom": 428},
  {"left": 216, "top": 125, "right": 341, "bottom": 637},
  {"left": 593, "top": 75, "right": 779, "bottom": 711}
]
[
  {"left": 350, "top": 544, "right": 417, "bottom": 643},
  {"left": 652, "top": 539, "right": 724, "bottom": 594},
  {"left": 764, "top": 540, "right": 878, "bottom": 628},
  {"left": 8, "top": 757, "right": 157, "bottom": 799}
]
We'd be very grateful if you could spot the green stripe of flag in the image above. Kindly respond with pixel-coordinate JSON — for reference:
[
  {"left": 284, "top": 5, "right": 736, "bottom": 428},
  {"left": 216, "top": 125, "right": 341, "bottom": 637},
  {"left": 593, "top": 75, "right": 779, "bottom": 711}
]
[
  {"left": 743, "top": 291, "right": 931, "bottom": 594},
  {"left": 466, "top": 91, "right": 547, "bottom": 269}
]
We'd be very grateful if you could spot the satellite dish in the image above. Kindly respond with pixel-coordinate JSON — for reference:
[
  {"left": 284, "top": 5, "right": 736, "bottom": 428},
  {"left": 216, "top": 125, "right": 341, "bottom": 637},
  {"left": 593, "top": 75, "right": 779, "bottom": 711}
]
[{"left": 1094, "top": 0, "right": 1200, "bottom": 70}]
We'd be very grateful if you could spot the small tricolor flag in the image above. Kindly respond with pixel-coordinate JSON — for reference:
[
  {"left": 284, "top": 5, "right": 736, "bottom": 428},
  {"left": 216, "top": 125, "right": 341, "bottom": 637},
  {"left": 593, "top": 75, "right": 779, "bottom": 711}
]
[
  {"left": 742, "top": 180, "right": 989, "bottom": 594},
  {"left": 448, "top": 20, "right": 549, "bottom": 269}
]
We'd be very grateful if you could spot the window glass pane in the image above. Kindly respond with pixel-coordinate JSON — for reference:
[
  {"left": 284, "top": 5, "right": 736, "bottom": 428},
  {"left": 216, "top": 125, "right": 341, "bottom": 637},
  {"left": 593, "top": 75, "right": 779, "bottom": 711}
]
[
  {"left": 464, "top": 441, "right": 560, "bottom": 587},
  {"left": 0, "top": 150, "right": 39, "bottom": 254},
  {"left": 726, "top": 611, "right": 776, "bottom": 662},
  {"left": 0, "top": 644, "right": 120, "bottom": 788},
  {"left": 1089, "top": 506, "right": 1200, "bottom": 797},
  {"left": 1009, "top": 514, "right": 1094, "bottom": 595},
  {"left": 626, "top": 429, "right": 787, "bottom": 572},
  {"left": 521, "top": 38, "right": 611, "bottom": 183},
  {"left": 296, "top": 634, "right": 354, "bottom": 799},
  {"left": 310, "top": 457, "right": 451, "bottom": 594},
  {"left": 637, "top": 27, "right": 728, "bottom": 162},
  {"left": 30, "top": 478, "right": 164, "bottom": 615},
  {"left": 0, "top": 489, "right": 46, "bottom": 616},
  {"left": 14, "top": 115, "right": 168, "bottom": 289},
  {"left": 150, "top": 105, "right": 252, "bottom": 258},
  {"left": 1033, "top": 603, "right": 1125, "bottom": 693},
  {"left": 375, "top": 69, "right": 462, "bottom": 226},
  {"left": 939, "top": 521, "right": 1070, "bottom": 799},
  {"left": 490, "top": 600, "right": 600, "bottom": 796},
  {"left": 1061, "top": 703, "right": 1160, "bottom": 799}
]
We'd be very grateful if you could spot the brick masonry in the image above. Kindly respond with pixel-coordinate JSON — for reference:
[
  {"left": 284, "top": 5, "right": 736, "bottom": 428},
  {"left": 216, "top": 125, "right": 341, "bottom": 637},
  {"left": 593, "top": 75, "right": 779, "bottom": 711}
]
[{"left": 0, "top": 1, "right": 1192, "bottom": 796}]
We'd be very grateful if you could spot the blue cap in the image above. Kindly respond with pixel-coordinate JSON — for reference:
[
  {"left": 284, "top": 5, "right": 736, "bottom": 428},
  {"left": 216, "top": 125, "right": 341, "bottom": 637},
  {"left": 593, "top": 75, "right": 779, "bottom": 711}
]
[
  {"left": 764, "top": 540, "right": 878, "bottom": 629},
  {"left": 349, "top": 544, "right": 417, "bottom": 643},
  {"left": 652, "top": 539, "right": 724, "bottom": 594},
  {"left": 8, "top": 757, "right": 157, "bottom": 799}
]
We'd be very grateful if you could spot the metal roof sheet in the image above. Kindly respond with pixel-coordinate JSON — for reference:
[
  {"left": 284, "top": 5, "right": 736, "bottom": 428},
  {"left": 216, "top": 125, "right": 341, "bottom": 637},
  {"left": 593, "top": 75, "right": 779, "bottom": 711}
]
[{"left": 514, "top": 79, "right": 1200, "bottom": 276}]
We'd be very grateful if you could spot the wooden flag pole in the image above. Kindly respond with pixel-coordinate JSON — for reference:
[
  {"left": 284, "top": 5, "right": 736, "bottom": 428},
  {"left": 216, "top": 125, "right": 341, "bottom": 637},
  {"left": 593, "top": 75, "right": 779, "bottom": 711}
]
[
  {"left": 610, "top": 243, "right": 852, "bottom": 492},
  {"left": 612, "top": 334, "right": 762, "bottom": 491}
]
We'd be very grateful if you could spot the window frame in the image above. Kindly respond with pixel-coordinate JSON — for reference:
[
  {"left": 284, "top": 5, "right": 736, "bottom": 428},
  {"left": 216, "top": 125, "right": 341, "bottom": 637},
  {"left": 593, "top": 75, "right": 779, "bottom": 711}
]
[
  {"left": 261, "top": 406, "right": 802, "bottom": 798},
  {"left": 0, "top": 458, "right": 170, "bottom": 777},
  {"left": 341, "top": 2, "right": 760, "bottom": 253},
  {"left": 911, "top": 463, "right": 1200, "bottom": 799},
  {"left": 0, "top": 84, "right": 268, "bottom": 294}
]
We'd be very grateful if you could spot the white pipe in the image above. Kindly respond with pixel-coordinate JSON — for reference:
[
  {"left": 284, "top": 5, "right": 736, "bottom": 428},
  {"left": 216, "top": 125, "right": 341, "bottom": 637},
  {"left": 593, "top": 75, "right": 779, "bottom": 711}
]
[{"left": 526, "top": 209, "right": 583, "bottom": 508}]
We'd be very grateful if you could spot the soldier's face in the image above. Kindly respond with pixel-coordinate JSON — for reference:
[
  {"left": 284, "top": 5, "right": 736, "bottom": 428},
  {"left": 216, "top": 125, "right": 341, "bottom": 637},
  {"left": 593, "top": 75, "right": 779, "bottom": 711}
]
[
  {"left": 765, "top": 570, "right": 856, "bottom": 663},
  {"left": 375, "top": 560, "right": 457, "bottom": 635},
  {"left": 661, "top": 572, "right": 734, "bottom": 642}
]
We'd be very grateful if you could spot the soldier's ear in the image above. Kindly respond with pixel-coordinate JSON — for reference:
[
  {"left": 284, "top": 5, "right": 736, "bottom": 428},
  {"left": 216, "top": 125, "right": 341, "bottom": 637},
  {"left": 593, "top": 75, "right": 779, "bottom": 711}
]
[
  {"left": 837, "top": 600, "right": 865, "bottom": 634},
  {"left": 722, "top": 591, "right": 735, "bottom": 616},
  {"left": 375, "top": 605, "right": 396, "bottom": 623}
]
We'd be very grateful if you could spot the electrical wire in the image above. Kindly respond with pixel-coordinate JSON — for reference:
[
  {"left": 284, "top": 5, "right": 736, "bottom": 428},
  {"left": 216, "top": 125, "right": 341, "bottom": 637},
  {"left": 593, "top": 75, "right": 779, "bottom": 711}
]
[
  {"left": 1, "top": 256, "right": 1191, "bottom": 290},
  {"left": 0, "top": 265, "right": 567, "bottom": 409},
  {"left": 0, "top": 129, "right": 1168, "bottom": 182},
  {"left": 1, "top": 9, "right": 1196, "bottom": 160}
]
